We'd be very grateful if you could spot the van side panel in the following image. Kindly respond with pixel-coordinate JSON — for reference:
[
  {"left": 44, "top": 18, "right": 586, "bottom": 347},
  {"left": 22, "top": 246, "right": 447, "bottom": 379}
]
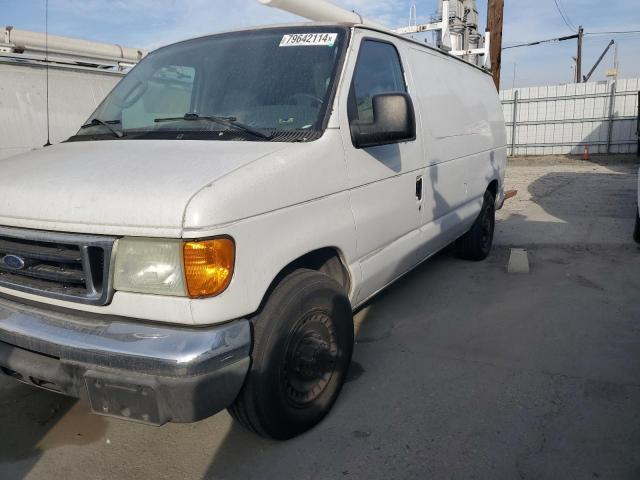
[
  {"left": 407, "top": 47, "right": 506, "bottom": 164},
  {"left": 335, "top": 30, "right": 426, "bottom": 305},
  {"left": 406, "top": 46, "right": 507, "bottom": 245}
]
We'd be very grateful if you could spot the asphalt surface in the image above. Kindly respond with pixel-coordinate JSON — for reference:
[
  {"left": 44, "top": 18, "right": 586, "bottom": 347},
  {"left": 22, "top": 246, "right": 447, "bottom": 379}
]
[{"left": 1, "top": 156, "right": 640, "bottom": 480}]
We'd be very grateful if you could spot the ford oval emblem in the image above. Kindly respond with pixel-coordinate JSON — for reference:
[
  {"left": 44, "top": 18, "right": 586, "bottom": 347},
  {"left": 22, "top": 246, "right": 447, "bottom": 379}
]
[{"left": 1, "top": 254, "right": 26, "bottom": 270}]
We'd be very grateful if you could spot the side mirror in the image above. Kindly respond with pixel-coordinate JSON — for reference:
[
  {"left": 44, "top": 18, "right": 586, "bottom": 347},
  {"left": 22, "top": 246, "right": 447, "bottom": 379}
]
[{"left": 351, "top": 93, "right": 417, "bottom": 149}]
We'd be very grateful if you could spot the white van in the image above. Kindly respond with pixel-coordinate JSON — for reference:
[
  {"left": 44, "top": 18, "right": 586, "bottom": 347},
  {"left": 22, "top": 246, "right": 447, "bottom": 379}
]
[{"left": 0, "top": 23, "right": 506, "bottom": 439}]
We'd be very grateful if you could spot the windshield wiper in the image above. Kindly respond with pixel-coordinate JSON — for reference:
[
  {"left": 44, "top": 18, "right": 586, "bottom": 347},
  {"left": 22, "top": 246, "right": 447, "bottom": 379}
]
[
  {"left": 154, "top": 113, "right": 272, "bottom": 140},
  {"left": 80, "top": 118, "right": 125, "bottom": 138}
]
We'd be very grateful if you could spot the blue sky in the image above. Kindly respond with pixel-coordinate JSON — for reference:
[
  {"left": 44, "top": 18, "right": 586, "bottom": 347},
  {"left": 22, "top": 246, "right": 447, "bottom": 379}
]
[{"left": 2, "top": 0, "right": 639, "bottom": 88}]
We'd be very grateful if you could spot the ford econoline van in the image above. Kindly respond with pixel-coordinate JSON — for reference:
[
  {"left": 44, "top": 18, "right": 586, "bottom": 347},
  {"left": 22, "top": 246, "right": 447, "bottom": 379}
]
[{"left": 0, "top": 22, "right": 506, "bottom": 439}]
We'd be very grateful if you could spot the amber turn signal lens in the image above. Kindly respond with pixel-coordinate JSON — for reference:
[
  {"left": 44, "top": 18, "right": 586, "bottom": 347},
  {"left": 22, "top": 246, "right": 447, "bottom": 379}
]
[{"left": 183, "top": 238, "right": 235, "bottom": 298}]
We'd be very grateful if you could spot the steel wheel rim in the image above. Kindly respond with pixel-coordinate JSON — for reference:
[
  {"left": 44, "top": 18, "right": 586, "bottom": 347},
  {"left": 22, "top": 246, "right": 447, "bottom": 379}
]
[{"left": 281, "top": 311, "right": 338, "bottom": 407}]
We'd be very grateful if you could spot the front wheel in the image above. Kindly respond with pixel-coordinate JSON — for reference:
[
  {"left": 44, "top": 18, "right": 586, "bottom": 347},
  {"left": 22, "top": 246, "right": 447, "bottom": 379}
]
[
  {"left": 456, "top": 190, "right": 496, "bottom": 261},
  {"left": 229, "top": 269, "right": 354, "bottom": 440},
  {"left": 634, "top": 207, "right": 640, "bottom": 244}
]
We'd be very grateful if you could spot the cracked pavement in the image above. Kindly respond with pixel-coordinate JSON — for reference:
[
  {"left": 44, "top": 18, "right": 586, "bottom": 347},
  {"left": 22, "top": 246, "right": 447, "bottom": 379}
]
[{"left": 1, "top": 156, "right": 640, "bottom": 479}]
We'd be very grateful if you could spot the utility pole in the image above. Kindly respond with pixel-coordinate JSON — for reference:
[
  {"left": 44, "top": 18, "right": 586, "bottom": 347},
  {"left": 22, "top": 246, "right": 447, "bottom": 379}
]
[
  {"left": 576, "top": 25, "right": 584, "bottom": 83},
  {"left": 487, "top": 0, "right": 504, "bottom": 90}
]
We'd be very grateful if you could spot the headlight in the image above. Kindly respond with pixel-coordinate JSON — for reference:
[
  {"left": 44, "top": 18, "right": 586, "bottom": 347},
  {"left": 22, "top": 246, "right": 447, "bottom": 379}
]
[
  {"left": 113, "top": 237, "right": 235, "bottom": 298},
  {"left": 114, "top": 238, "right": 186, "bottom": 296}
]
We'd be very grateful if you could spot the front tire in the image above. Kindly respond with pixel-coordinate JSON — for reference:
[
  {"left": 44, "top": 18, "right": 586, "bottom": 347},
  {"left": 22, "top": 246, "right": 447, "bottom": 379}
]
[
  {"left": 456, "top": 190, "right": 496, "bottom": 261},
  {"left": 634, "top": 207, "right": 640, "bottom": 244},
  {"left": 229, "top": 269, "right": 354, "bottom": 440}
]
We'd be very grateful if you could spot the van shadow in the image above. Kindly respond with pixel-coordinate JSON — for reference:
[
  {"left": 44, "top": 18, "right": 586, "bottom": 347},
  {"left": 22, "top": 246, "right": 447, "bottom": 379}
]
[
  {"left": 365, "top": 142, "right": 402, "bottom": 173},
  {"left": 504, "top": 98, "right": 639, "bottom": 244},
  {"left": 0, "top": 379, "right": 75, "bottom": 477},
  {"left": 529, "top": 170, "right": 637, "bottom": 221},
  {"left": 497, "top": 158, "right": 639, "bottom": 247},
  {"left": 0, "top": 378, "right": 108, "bottom": 480}
]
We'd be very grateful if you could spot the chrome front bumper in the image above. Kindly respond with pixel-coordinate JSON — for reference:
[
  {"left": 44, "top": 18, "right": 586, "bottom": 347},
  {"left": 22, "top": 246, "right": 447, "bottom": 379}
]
[{"left": 0, "top": 294, "right": 251, "bottom": 425}]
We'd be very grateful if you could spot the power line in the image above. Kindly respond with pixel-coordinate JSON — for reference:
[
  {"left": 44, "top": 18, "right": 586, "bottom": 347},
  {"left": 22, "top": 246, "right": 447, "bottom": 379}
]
[
  {"left": 503, "top": 33, "right": 578, "bottom": 50},
  {"left": 585, "top": 30, "right": 640, "bottom": 36},
  {"left": 504, "top": 29, "right": 640, "bottom": 51},
  {"left": 562, "top": 3, "right": 578, "bottom": 30},
  {"left": 553, "top": 0, "right": 577, "bottom": 32},
  {"left": 555, "top": 0, "right": 577, "bottom": 31}
]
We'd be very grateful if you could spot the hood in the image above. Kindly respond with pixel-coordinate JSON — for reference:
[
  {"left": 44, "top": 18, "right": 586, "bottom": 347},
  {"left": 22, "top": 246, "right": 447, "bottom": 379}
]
[{"left": 0, "top": 140, "right": 288, "bottom": 237}]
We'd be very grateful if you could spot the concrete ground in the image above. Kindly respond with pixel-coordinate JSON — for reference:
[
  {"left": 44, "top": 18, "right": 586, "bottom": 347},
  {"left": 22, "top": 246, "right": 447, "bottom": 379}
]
[{"left": 1, "top": 156, "right": 640, "bottom": 480}]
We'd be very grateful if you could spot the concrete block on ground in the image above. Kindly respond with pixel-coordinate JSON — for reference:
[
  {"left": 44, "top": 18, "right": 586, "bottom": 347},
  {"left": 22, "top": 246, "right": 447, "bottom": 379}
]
[{"left": 508, "top": 248, "right": 530, "bottom": 274}]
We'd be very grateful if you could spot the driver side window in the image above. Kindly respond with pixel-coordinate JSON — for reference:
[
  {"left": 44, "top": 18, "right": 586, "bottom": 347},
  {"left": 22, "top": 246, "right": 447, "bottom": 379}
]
[{"left": 349, "top": 40, "right": 407, "bottom": 123}]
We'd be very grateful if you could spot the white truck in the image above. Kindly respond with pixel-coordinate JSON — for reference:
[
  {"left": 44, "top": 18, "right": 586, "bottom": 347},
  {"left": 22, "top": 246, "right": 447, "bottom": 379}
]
[{"left": 0, "top": 21, "right": 506, "bottom": 439}]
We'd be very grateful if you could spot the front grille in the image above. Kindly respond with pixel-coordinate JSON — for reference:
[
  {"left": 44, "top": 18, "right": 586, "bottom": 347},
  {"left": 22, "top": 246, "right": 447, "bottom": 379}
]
[{"left": 0, "top": 226, "right": 116, "bottom": 305}]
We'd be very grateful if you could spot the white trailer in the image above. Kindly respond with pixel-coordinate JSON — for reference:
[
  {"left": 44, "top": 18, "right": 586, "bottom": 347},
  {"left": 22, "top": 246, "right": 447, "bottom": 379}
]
[{"left": 0, "top": 27, "right": 145, "bottom": 160}]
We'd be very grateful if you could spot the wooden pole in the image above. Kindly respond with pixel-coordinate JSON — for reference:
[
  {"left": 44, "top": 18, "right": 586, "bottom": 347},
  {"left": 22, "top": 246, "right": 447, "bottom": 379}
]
[
  {"left": 487, "top": 0, "right": 504, "bottom": 90},
  {"left": 576, "top": 26, "right": 584, "bottom": 83}
]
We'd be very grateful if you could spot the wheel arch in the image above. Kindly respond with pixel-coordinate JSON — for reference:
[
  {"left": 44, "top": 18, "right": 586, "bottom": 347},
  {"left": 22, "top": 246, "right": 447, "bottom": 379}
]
[{"left": 256, "top": 247, "right": 352, "bottom": 314}]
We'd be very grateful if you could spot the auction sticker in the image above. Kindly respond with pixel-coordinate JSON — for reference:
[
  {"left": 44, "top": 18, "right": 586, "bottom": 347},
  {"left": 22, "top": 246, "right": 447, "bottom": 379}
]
[{"left": 280, "top": 33, "right": 338, "bottom": 47}]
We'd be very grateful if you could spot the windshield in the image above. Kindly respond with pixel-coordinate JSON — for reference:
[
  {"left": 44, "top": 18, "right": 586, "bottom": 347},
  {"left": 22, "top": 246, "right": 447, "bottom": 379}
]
[{"left": 72, "top": 26, "right": 348, "bottom": 142}]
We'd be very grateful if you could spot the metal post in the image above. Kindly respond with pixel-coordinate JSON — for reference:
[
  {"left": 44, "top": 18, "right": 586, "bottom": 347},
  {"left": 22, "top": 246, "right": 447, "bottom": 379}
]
[
  {"left": 511, "top": 90, "right": 518, "bottom": 156},
  {"left": 440, "top": 0, "right": 452, "bottom": 51},
  {"left": 583, "top": 40, "right": 615, "bottom": 83},
  {"left": 606, "top": 81, "right": 616, "bottom": 153}
]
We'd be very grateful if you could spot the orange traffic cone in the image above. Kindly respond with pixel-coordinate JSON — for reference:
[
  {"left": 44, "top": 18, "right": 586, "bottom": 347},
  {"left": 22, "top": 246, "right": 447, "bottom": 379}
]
[{"left": 582, "top": 145, "right": 590, "bottom": 161}]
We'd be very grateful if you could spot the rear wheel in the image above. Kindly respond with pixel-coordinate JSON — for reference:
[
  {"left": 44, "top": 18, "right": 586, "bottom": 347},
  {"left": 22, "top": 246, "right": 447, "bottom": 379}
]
[
  {"left": 634, "top": 207, "right": 640, "bottom": 244},
  {"left": 456, "top": 190, "right": 496, "bottom": 261},
  {"left": 229, "top": 269, "right": 353, "bottom": 440}
]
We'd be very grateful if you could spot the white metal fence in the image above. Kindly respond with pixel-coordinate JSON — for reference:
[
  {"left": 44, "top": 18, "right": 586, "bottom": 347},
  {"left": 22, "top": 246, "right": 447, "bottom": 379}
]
[{"left": 500, "top": 78, "right": 640, "bottom": 156}]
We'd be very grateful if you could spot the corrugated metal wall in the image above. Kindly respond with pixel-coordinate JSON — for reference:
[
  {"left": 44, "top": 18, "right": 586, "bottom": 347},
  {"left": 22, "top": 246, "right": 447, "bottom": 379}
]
[
  {"left": 0, "top": 60, "right": 122, "bottom": 161},
  {"left": 500, "top": 78, "right": 639, "bottom": 156}
]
